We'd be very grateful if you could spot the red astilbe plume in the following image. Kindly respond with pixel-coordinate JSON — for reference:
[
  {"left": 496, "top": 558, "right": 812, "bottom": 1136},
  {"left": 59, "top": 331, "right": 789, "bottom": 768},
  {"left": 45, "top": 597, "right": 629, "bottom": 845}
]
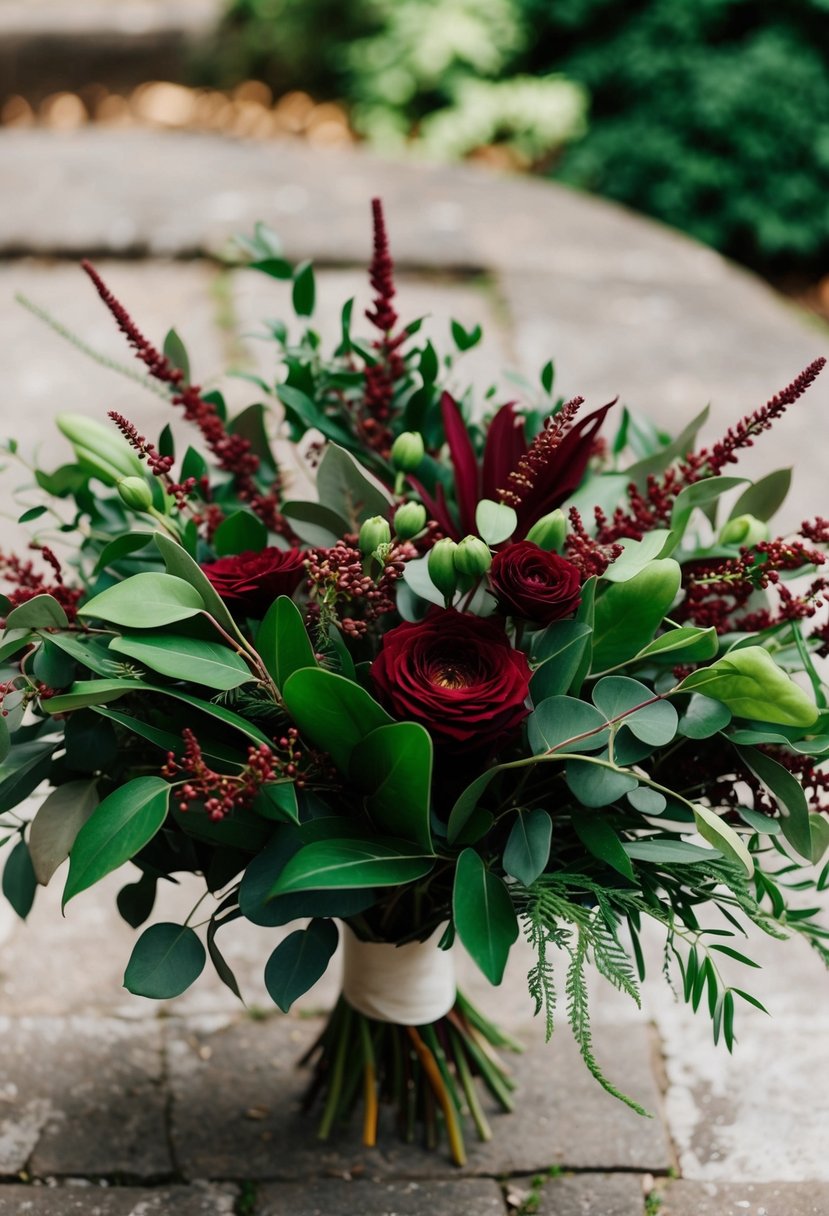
[
  {"left": 564, "top": 508, "right": 623, "bottom": 577},
  {"left": 108, "top": 411, "right": 196, "bottom": 511},
  {"left": 81, "top": 261, "right": 288, "bottom": 535},
  {"left": 596, "top": 358, "right": 826, "bottom": 544},
  {"left": 360, "top": 199, "right": 407, "bottom": 456},
  {"left": 498, "top": 396, "right": 584, "bottom": 508},
  {"left": 0, "top": 546, "right": 83, "bottom": 622}
]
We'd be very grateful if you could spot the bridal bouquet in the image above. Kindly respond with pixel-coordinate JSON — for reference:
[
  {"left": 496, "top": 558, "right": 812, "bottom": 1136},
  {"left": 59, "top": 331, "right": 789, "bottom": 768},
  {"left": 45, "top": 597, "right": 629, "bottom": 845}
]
[{"left": 2, "top": 201, "right": 828, "bottom": 1164}]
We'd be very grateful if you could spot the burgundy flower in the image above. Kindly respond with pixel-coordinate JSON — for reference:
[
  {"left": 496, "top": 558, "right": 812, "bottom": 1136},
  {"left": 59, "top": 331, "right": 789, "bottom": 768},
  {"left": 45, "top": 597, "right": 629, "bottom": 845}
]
[
  {"left": 489, "top": 542, "right": 582, "bottom": 625},
  {"left": 370, "top": 611, "right": 531, "bottom": 750},
  {"left": 201, "top": 547, "right": 306, "bottom": 617}
]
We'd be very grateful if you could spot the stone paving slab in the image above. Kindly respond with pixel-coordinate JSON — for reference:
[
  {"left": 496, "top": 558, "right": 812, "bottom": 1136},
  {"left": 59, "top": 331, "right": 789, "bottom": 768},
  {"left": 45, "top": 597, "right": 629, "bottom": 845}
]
[
  {"left": 660, "top": 1179, "right": 829, "bottom": 1216},
  {"left": 0, "top": 1017, "right": 170, "bottom": 1178},
  {"left": 509, "top": 1172, "right": 645, "bottom": 1216},
  {"left": 166, "top": 1014, "right": 670, "bottom": 1180},
  {"left": 0, "top": 1183, "right": 237, "bottom": 1215},
  {"left": 257, "top": 1178, "right": 506, "bottom": 1216}
]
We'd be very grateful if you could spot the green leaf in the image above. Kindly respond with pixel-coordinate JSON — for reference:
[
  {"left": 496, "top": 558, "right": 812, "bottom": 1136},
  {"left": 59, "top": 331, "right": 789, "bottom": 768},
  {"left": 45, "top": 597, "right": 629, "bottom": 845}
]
[
  {"left": 0, "top": 742, "right": 59, "bottom": 814},
  {"left": 94, "top": 533, "right": 155, "bottom": 573},
  {"left": 453, "top": 849, "right": 518, "bottom": 985},
  {"left": 503, "top": 809, "right": 552, "bottom": 885},
  {"left": 566, "top": 758, "right": 638, "bottom": 808},
  {"left": 623, "top": 406, "right": 709, "bottom": 487},
  {"left": 3, "top": 839, "right": 36, "bottom": 919},
  {"left": 572, "top": 811, "right": 635, "bottom": 879},
  {"left": 679, "top": 694, "right": 732, "bottom": 739},
  {"left": 270, "top": 838, "right": 433, "bottom": 894},
  {"left": 251, "top": 781, "right": 299, "bottom": 824},
  {"left": 623, "top": 839, "right": 720, "bottom": 864},
  {"left": 528, "top": 695, "right": 609, "bottom": 755},
  {"left": 163, "top": 328, "right": 190, "bottom": 381},
  {"left": 809, "top": 814, "right": 829, "bottom": 863},
  {"left": 730, "top": 468, "right": 791, "bottom": 523},
  {"left": 446, "top": 767, "right": 504, "bottom": 846},
  {"left": 591, "top": 560, "right": 681, "bottom": 671},
  {"left": 627, "top": 787, "right": 666, "bottom": 814},
  {"left": 679, "top": 647, "right": 818, "bottom": 728},
  {"left": 0, "top": 715, "right": 8, "bottom": 765},
  {"left": 153, "top": 532, "right": 240, "bottom": 637},
  {"left": 281, "top": 500, "right": 349, "bottom": 547},
  {"left": 44, "top": 678, "right": 143, "bottom": 711},
  {"left": 530, "top": 622, "right": 593, "bottom": 702},
  {"left": 79, "top": 572, "right": 205, "bottom": 628},
  {"left": 32, "top": 638, "right": 76, "bottom": 689},
  {"left": 212, "top": 510, "right": 268, "bottom": 557},
  {"left": 256, "top": 595, "right": 317, "bottom": 690},
  {"left": 475, "top": 499, "right": 516, "bottom": 545},
  {"left": 18, "top": 505, "right": 47, "bottom": 523},
  {"left": 109, "top": 633, "right": 254, "bottom": 691},
  {"left": 239, "top": 830, "right": 375, "bottom": 926},
  {"left": 228, "top": 402, "right": 277, "bottom": 473},
  {"left": 278, "top": 384, "right": 355, "bottom": 448},
  {"left": 693, "top": 805, "right": 754, "bottom": 875},
  {"left": 123, "top": 922, "right": 206, "bottom": 999},
  {"left": 592, "top": 676, "right": 678, "bottom": 745},
  {"left": 633, "top": 626, "right": 719, "bottom": 666},
  {"left": 28, "top": 779, "right": 99, "bottom": 885},
  {"left": 670, "top": 476, "right": 747, "bottom": 534},
  {"left": 292, "top": 260, "right": 316, "bottom": 316},
  {"left": 735, "top": 745, "right": 812, "bottom": 859},
  {"left": 451, "top": 319, "right": 482, "bottom": 351},
  {"left": 601, "top": 531, "right": 673, "bottom": 582},
  {"left": 250, "top": 256, "right": 293, "bottom": 280},
  {"left": 264, "top": 918, "right": 338, "bottom": 1011},
  {"left": 316, "top": 443, "right": 394, "bottom": 531},
  {"left": 63, "top": 777, "right": 170, "bottom": 906},
  {"left": 41, "top": 630, "right": 122, "bottom": 677},
  {"left": 5, "top": 594, "right": 68, "bottom": 630},
  {"left": 350, "top": 722, "right": 433, "bottom": 851},
  {"left": 117, "top": 872, "right": 157, "bottom": 928},
  {"left": 282, "top": 668, "right": 392, "bottom": 774}
]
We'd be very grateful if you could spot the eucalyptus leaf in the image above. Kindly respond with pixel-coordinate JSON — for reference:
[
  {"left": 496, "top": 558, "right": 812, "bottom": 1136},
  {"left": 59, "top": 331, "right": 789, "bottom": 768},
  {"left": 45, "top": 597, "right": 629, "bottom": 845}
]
[
  {"left": 264, "top": 918, "right": 338, "bottom": 1011},
  {"left": 528, "top": 696, "right": 609, "bottom": 756},
  {"left": 123, "top": 922, "right": 206, "bottom": 999},
  {"left": 566, "top": 758, "right": 638, "bottom": 807},
  {"left": 503, "top": 808, "right": 552, "bottom": 885},
  {"left": 592, "top": 676, "right": 678, "bottom": 745},
  {"left": 475, "top": 499, "right": 517, "bottom": 545},
  {"left": 281, "top": 500, "right": 349, "bottom": 547},
  {"left": 316, "top": 443, "right": 393, "bottom": 530},
  {"left": 678, "top": 694, "right": 732, "bottom": 739}
]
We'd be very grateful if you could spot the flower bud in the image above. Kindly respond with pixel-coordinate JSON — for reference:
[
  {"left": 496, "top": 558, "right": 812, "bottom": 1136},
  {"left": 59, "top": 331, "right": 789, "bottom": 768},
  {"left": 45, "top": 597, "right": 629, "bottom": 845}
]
[
  {"left": 359, "top": 515, "right": 391, "bottom": 556},
  {"left": 454, "top": 534, "right": 492, "bottom": 576},
  {"left": 56, "top": 413, "right": 144, "bottom": 480},
  {"left": 719, "top": 514, "right": 769, "bottom": 547},
  {"left": 525, "top": 508, "right": 567, "bottom": 552},
  {"left": 394, "top": 501, "right": 427, "bottom": 540},
  {"left": 391, "top": 431, "right": 425, "bottom": 473},
  {"left": 427, "top": 538, "right": 458, "bottom": 600},
  {"left": 117, "top": 476, "right": 154, "bottom": 512}
]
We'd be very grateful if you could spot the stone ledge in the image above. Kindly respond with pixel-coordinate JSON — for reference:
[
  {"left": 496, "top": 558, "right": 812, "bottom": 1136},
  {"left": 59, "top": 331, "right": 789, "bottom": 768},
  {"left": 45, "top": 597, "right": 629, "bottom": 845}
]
[
  {"left": 660, "top": 1179, "right": 829, "bottom": 1216},
  {"left": 256, "top": 1178, "right": 506, "bottom": 1216},
  {"left": 0, "top": 1183, "right": 237, "bottom": 1215}
]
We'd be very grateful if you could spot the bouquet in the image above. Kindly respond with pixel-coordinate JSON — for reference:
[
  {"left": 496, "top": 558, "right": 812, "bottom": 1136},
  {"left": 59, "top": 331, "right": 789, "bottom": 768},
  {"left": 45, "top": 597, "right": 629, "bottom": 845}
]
[{"left": 2, "top": 200, "right": 828, "bottom": 1165}]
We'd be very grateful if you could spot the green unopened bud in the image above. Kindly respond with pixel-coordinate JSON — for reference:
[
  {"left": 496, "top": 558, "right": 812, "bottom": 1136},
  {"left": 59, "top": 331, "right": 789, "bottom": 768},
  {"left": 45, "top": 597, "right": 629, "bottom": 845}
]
[
  {"left": 391, "top": 431, "right": 425, "bottom": 473},
  {"left": 56, "top": 413, "right": 144, "bottom": 480},
  {"left": 525, "top": 509, "right": 567, "bottom": 552},
  {"left": 454, "top": 534, "right": 492, "bottom": 576},
  {"left": 359, "top": 515, "right": 391, "bottom": 556},
  {"left": 428, "top": 538, "right": 458, "bottom": 600},
  {"left": 394, "top": 501, "right": 427, "bottom": 540},
  {"left": 117, "top": 476, "right": 154, "bottom": 512},
  {"left": 719, "top": 514, "right": 769, "bottom": 548}
]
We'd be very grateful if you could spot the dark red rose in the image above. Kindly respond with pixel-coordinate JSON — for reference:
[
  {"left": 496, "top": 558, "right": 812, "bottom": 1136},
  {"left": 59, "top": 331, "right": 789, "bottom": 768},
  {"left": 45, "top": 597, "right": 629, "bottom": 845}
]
[
  {"left": 370, "top": 611, "right": 531, "bottom": 750},
  {"left": 489, "top": 541, "right": 582, "bottom": 625},
  {"left": 201, "top": 547, "right": 306, "bottom": 617}
]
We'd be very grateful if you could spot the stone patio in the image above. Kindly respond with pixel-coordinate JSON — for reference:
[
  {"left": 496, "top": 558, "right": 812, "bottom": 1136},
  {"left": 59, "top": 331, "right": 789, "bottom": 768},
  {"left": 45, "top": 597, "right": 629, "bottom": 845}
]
[{"left": 1, "top": 127, "right": 828, "bottom": 1214}]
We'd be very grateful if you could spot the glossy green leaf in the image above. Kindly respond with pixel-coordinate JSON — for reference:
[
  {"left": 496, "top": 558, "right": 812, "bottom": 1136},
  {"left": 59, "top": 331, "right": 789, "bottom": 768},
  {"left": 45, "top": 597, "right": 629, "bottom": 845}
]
[
  {"left": 591, "top": 560, "right": 681, "bottom": 671},
  {"left": 39, "top": 631, "right": 121, "bottom": 677},
  {"left": 256, "top": 596, "right": 317, "bottom": 690},
  {"left": 270, "top": 838, "right": 433, "bottom": 894},
  {"left": 503, "top": 809, "right": 552, "bottom": 885},
  {"left": 282, "top": 668, "right": 392, "bottom": 774},
  {"left": 2, "top": 839, "right": 37, "bottom": 919},
  {"left": 572, "top": 811, "right": 635, "bottom": 879},
  {"left": 528, "top": 695, "right": 609, "bottom": 755},
  {"left": 530, "top": 622, "right": 592, "bottom": 702},
  {"left": 117, "top": 872, "right": 157, "bottom": 929},
  {"left": 446, "top": 767, "right": 504, "bottom": 846},
  {"left": 601, "top": 531, "right": 672, "bottom": 582},
  {"left": 475, "top": 499, "right": 516, "bottom": 545},
  {"left": 28, "top": 779, "right": 99, "bottom": 885},
  {"left": 679, "top": 646, "right": 818, "bottom": 728},
  {"left": 63, "top": 777, "right": 170, "bottom": 906},
  {"left": 109, "top": 633, "right": 254, "bottom": 690},
  {"left": 239, "top": 831, "right": 376, "bottom": 927},
  {"left": 453, "top": 849, "right": 518, "bottom": 985},
  {"left": 6, "top": 594, "right": 69, "bottom": 630},
  {"left": 566, "top": 758, "right": 638, "bottom": 808},
  {"left": 735, "top": 744, "right": 812, "bottom": 859},
  {"left": 264, "top": 918, "right": 338, "bottom": 1011},
  {"left": 633, "top": 626, "right": 719, "bottom": 665},
  {"left": 292, "top": 260, "right": 316, "bottom": 316},
  {"left": 44, "top": 679, "right": 144, "bottom": 712},
  {"left": 124, "top": 922, "right": 206, "bottom": 999},
  {"left": 212, "top": 510, "right": 268, "bottom": 557},
  {"left": 79, "top": 573, "right": 205, "bottom": 628},
  {"left": 350, "top": 722, "right": 433, "bottom": 851},
  {"left": 694, "top": 805, "right": 753, "bottom": 875},
  {"left": 153, "top": 532, "right": 240, "bottom": 637},
  {"left": 251, "top": 781, "right": 299, "bottom": 823}
]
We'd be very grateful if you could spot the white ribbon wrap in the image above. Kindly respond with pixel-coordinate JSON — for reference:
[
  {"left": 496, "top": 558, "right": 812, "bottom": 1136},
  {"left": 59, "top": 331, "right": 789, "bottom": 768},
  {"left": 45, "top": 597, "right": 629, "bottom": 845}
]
[{"left": 341, "top": 925, "right": 456, "bottom": 1025}]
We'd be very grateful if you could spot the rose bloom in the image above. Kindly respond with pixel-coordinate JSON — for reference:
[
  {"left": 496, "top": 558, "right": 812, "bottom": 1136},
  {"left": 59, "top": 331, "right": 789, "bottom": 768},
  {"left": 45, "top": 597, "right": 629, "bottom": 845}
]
[
  {"left": 489, "top": 541, "right": 581, "bottom": 625},
  {"left": 371, "top": 611, "right": 531, "bottom": 750},
  {"left": 200, "top": 547, "right": 306, "bottom": 617}
]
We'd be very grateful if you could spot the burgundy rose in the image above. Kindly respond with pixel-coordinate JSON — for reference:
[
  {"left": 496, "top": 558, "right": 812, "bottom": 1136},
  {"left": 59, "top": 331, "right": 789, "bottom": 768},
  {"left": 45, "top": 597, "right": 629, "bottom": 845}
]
[
  {"left": 489, "top": 541, "right": 582, "bottom": 625},
  {"left": 201, "top": 547, "right": 306, "bottom": 617},
  {"left": 370, "top": 611, "right": 531, "bottom": 750}
]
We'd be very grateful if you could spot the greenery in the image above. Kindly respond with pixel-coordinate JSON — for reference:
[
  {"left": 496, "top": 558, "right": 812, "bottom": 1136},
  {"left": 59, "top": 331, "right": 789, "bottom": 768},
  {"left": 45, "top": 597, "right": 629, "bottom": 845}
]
[{"left": 2, "top": 203, "right": 828, "bottom": 1163}]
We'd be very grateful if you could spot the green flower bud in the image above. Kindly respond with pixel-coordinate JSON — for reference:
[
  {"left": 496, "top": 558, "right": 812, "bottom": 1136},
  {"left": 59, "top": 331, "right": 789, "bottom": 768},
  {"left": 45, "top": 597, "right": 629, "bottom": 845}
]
[
  {"left": 359, "top": 515, "right": 392, "bottom": 556},
  {"left": 394, "top": 501, "right": 427, "bottom": 540},
  {"left": 391, "top": 431, "right": 425, "bottom": 472},
  {"left": 117, "top": 476, "right": 154, "bottom": 512},
  {"left": 454, "top": 534, "right": 492, "bottom": 576},
  {"left": 427, "top": 538, "right": 458, "bottom": 600},
  {"left": 719, "top": 514, "right": 769, "bottom": 547},
  {"left": 525, "top": 508, "right": 567, "bottom": 552},
  {"left": 56, "top": 413, "right": 144, "bottom": 480}
]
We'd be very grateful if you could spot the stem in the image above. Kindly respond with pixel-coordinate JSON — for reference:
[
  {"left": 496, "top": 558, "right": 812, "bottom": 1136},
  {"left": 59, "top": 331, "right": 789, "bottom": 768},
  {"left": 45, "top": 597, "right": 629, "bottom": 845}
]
[
  {"left": 359, "top": 1015, "right": 379, "bottom": 1148},
  {"left": 318, "top": 1003, "right": 352, "bottom": 1141},
  {"left": 449, "top": 1026, "right": 492, "bottom": 1142},
  {"left": 406, "top": 1026, "right": 467, "bottom": 1166}
]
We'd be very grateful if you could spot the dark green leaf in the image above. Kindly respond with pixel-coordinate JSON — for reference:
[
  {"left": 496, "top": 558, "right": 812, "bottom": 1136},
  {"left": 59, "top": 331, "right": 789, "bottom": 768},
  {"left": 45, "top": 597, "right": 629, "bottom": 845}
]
[
  {"left": 251, "top": 781, "right": 299, "bottom": 824},
  {"left": 292, "top": 260, "right": 316, "bottom": 316},
  {"left": 79, "top": 573, "right": 205, "bottom": 628},
  {"left": 351, "top": 722, "right": 433, "bottom": 851},
  {"left": 163, "top": 328, "right": 190, "bottom": 381},
  {"left": 29, "top": 779, "right": 99, "bottom": 885},
  {"left": 270, "top": 838, "right": 433, "bottom": 894},
  {"left": 32, "top": 638, "right": 76, "bottom": 688},
  {"left": 228, "top": 403, "right": 277, "bottom": 473},
  {"left": 153, "top": 532, "right": 240, "bottom": 637},
  {"left": 18, "top": 505, "right": 47, "bottom": 523},
  {"left": 735, "top": 745, "right": 812, "bottom": 859},
  {"left": 592, "top": 676, "right": 678, "bottom": 745},
  {"left": 3, "top": 839, "right": 36, "bottom": 919},
  {"left": 626, "top": 787, "right": 667, "bottom": 815},
  {"left": 453, "top": 849, "right": 518, "bottom": 985},
  {"left": 528, "top": 695, "right": 609, "bottom": 755},
  {"left": 6, "top": 594, "right": 69, "bottom": 630},
  {"left": 117, "top": 871, "right": 157, "bottom": 928},
  {"left": 264, "top": 918, "right": 338, "bottom": 1011},
  {"left": 679, "top": 694, "right": 732, "bottom": 739},
  {"left": 256, "top": 595, "right": 317, "bottom": 690},
  {"left": 0, "top": 742, "right": 58, "bottom": 814},
  {"left": 63, "top": 777, "right": 170, "bottom": 906},
  {"left": 591, "top": 560, "right": 681, "bottom": 671},
  {"left": 530, "top": 622, "right": 592, "bottom": 701},
  {"left": 503, "top": 809, "right": 552, "bottom": 885},
  {"left": 109, "top": 632, "right": 253, "bottom": 691},
  {"left": 123, "top": 922, "right": 205, "bottom": 998},
  {"left": 212, "top": 510, "right": 268, "bottom": 557},
  {"left": 572, "top": 811, "right": 635, "bottom": 879},
  {"left": 206, "top": 914, "right": 242, "bottom": 998},
  {"left": 282, "top": 668, "right": 392, "bottom": 774},
  {"left": 281, "top": 499, "right": 349, "bottom": 547},
  {"left": 250, "top": 256, "right": 293, "bottom": 280},
  {"left": 94, "top": 532, "right": 155, "bottom": 573},
  {"left": 566, "top": 758, "right": 638, "bottom": 807},
  {"left": 316, "top": 443, "right": 394, "bottom": 531}
]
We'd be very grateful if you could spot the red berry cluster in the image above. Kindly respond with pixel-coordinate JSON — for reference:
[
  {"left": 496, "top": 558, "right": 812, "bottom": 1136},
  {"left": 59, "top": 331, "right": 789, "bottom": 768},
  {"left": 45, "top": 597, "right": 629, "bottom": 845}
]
[
  {"left": 563, "top": 507, "right": 623, "bottom": 577},
  {"left": 161, "top": 727, "right": 303, "bottom": 821},
  {"left": 305, "top": 539, "right": 412, "bottom": 638}
]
